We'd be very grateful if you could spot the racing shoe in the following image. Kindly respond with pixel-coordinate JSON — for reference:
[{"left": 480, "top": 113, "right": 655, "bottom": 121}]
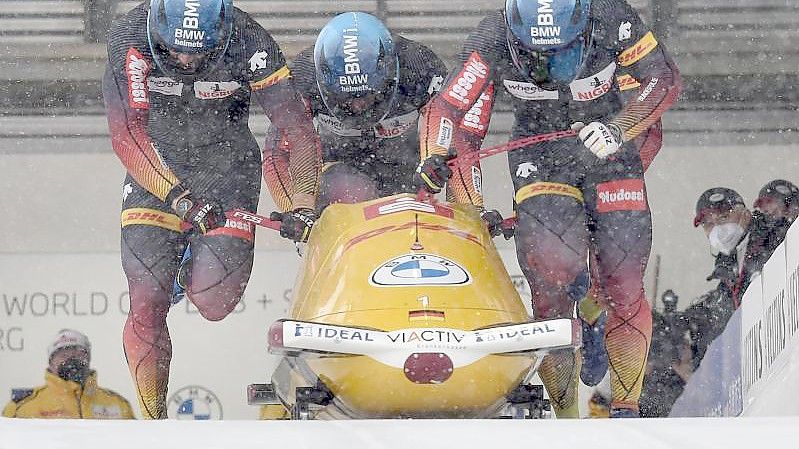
[
  {"left": 171, "top": 245, "right": 191, "bottom": 306},
  {"left": 610, "top": 407, "right": 640, "bottom": 418},
  {"left": 580, "top": 312, "right": 608, "bottom": 386}
]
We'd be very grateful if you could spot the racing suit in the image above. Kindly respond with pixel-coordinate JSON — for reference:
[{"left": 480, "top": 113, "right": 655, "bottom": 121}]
[
  {"left": 264, "top": 36, "right": 476, "bottom": 211},
  {"left": 102, "top": 3, "right": 320, "bottom": 418},
  {"left": 420, "top": 0, "right": 681, "bottom": 415}
]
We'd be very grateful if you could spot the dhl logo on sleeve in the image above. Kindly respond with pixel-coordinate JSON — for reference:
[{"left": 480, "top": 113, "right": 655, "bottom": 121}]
[
  {"left": 250, "top": 65, "right": 291, "bottom": 91},
  {"left": 121, "top": 208, "right": 182, "bottom": 232},
  {"left": 618, "top": 32, "right": 658, "bottom": 67},
  {"left": 616, "top": 74, "right": 641, "bottom": 91}
]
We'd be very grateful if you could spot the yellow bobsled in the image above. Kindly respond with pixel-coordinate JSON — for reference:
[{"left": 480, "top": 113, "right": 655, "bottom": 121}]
[{"left": 260, "top": 194, "right": 580, "bottom": 419}]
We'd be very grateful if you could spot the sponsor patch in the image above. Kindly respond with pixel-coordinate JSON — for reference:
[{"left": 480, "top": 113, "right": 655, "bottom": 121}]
[
  {"left": 570, "top": 62, "right": 617, "bottom": 102},
  {"left": 618, "top": 31, "right": 658, "bottom": 67},
  {"left": 249, "top": 50, "right": 269, "bottom": 72},
  {"left": 250, "top": 65, "right": 290, "bottom": 91},
  {"left": 515, "top": 162, "right": 538, "bottom": 179},
  {"left": 471, "top": 166, "right": 482, "bottom": 195},
  {"left": 428, "top": 75, "right": 445, "bottom": 94},
  {"left": 616, "top": 74, "right": 640, "bottom": 91},
  {"left": 121, "top": 208, "right": 182, "bottom": 231},
  {"left": 363, "top": 196, "right": 454, "bottom": 220},
  {"left": 315, "top": 114, "right": 362, "bottom": 137},
  {"left": 596, "top": 179, "right": 648, "bottom": 213},
  {"left": 619, "top": 21, "right": 632, "bottom": 41},
  {"left": 637, "top": 77, "right": 659, "bottom": 102},
  {"left": 194, "top": 81, "right": 241, "bottom": 100},
  {"left": 503, "top": 79, "right": 558, "bottom": 101},
  {"left": 436, "top": 117, "right": 454, "bottom": 148},
  {"left": 443, "top": 52, "right": 490, "bottom": 110},
  {"left": 371, "top": 254, "right": 471, "bottom": 286},
  {"left": 459, "top": 84, "right": 494, "bottom": 135},
  {"left": 207, "top": 216, "right": 255, "bottom": 241},
  {"left": 125, "top": 48, "right": 150, "bottom": 109},
  {"left": 374, "top": 110, "right": 419, "bottom": 139},
  {"left": 147, "top": 77, "right": 183, "bottom": 96},
  {"left": 515, "top": 182, "right": 584, "bottom": 205}
]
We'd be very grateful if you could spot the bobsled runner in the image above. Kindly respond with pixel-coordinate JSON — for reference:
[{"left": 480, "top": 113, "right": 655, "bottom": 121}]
[{"left": 249, "top": 194, "right": 581, "bottom": 419}]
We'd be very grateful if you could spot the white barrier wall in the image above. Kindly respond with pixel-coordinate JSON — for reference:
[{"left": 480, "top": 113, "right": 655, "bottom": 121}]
[
  {"left": 0, "top": 249, "right": 531, "bottom": 419},
  {"left": 741, "top": 221, "right": 799, "bottom": 415}
]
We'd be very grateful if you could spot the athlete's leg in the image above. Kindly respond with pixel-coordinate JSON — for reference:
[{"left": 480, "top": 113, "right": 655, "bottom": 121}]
[
  {"left": 184, "top": 225, "right": 255, "bottom": 321},
  {"left": 120, "top": 209, "right": 185, "bottom": 419},
  {"left": 316, "top": 162, "right": 379, "bottom": 210},
  {"left": 514, "top": 189, "right": 588, "bottom": 418},
  {"left": 586, "top": 169, "right": 653, "bottom": 414}
]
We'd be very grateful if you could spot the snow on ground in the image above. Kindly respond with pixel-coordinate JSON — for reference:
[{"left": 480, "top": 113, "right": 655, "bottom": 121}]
[{"left": 2, "top": 415, "right": 797, "bottom": 449}]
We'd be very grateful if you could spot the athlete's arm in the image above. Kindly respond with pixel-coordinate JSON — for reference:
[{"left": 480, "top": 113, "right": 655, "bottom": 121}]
[
  {"left": 608, "top": 1, "right": 682, "bottom": 142},
  {"left": 246, "top": 23, "right": 321, "bottom": 212},
  {"left": 419, "top": 22, "right": 498, "bottom": 205},
  {"left": 261, "top": 123, "right": 294, "bottom": 213},
  {"left": 102, "top": 39, "right": 180, "bottom": 201}
]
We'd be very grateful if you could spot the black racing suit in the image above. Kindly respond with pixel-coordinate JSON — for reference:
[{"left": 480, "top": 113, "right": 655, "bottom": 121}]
[
  {"left": 103, "top": 3, "right": 319, "bottom": 419},
  {"left": 263, "top": 36, "right": 452, "bottom": 211},
  {"left": 420, "top": 0, "right": 681, "bottom": 415}
]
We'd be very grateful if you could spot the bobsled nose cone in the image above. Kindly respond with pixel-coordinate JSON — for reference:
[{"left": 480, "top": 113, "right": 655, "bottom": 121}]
[{"left": 403, "top": 353, "right": 454, "bottom": 384}]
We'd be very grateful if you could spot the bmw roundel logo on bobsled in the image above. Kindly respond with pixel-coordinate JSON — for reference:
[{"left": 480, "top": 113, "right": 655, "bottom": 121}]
[
  {"left": 370, "top": 254, "right": 471, "bottom": 286},
  {"left": 249, "top": 194, "right": 580, "bottom": 420}
]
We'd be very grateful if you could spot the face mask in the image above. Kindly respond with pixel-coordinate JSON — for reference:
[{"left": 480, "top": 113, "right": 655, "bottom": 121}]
[
  {"left": 709, "top": 223, "right": 746, "bottom": 255},
  {"left": 57, "top": 357, "right": 90, "bottom": 384}
]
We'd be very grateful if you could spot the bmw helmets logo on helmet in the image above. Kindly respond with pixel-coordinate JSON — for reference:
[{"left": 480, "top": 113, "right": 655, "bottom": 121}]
[
  {"left": 313, "top": 12, "right": 400, "bottom": 125},
  {"left": 147, "top": 0, "right": 234, "bottom": 76},
  {"left": 504, "top": 0, "right": 593, "bottom": 84}
]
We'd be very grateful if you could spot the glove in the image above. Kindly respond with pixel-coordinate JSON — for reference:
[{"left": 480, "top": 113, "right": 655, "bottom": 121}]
[
  {"left": 573, "top": 121, "right": 623, "bottom": 159},
  {"left": 479, "top": 209, "right": 504, "bottom": 238},
  {"left": 414, "top": 154, "right": 454, "bottom": 194},
  {"left": 270, "top": 208, "right": 317, "bottom": 243},
  {"left": 169, "top": 188, "right": 226, "bottom": 234}
]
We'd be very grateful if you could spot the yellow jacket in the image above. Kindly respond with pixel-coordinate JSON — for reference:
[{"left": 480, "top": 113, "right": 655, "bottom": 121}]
[{"left": 2, "top": 370, "right": 135, "bottom": 419}]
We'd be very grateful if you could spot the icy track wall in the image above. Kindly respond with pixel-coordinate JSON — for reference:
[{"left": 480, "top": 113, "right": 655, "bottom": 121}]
[{"left": 672, "top": 220, "right": 799, "bottom": 416}]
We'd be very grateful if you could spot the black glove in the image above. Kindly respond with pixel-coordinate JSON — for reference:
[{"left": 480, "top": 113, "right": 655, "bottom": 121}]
[
  {"left": 414, "top": 154, "right": 454, "bottom": 194},
  {"left": 270, "top": 208, "right": 317, "bottom": 243},
  {"left": 479, "top": 209, "right": 504, "bottom": 238},
  {"left": 168, "top": 188, "right": 226, "bottom": 234}
]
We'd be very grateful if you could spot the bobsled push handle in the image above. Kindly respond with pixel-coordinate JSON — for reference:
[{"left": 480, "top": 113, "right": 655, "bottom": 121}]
[
  {"left": 227, "top": 209, "right": 282, "bottom": 231},
  {"left": 447, "top": 129, "right": 577, "bottom": 168}
]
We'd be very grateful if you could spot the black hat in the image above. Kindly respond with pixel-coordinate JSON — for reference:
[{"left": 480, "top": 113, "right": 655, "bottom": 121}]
[
  {"left": 693, "top": 187, "right": 746, "bottom": 227},
  {"left": 754, "top": 179, "right": 799, "bottom": 210}
]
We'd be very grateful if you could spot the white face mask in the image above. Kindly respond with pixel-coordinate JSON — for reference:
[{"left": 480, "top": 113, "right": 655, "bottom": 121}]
[{"left": 709, "top": 223, "right": 745, "bottom": 255}]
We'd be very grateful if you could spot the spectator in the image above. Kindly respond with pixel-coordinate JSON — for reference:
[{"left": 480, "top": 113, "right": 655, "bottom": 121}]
[
  {"left": 683, "top": 288, "right": 734, "bottom": 369},
  {"left": 639, "top": 290, "right": 692, "bottom": 417},
  {"left": 2, "top": 329, "right": 135, "bottom": 419},
  {"left": 748, "top": 179, "right": 799, "bottom": 269},
  {"left": 693, "top": 187, "right": 754, "bottom": 309},
  {"left": 83, "top": 0, "right": 119, "bottom": 43}
]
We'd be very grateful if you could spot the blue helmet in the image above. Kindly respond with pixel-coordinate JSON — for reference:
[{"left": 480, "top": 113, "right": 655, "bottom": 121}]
[
  {"left": 147, "top": 0, "right": 233, "bottom": 75},
  {"left": 505, "top": 0, "right": 592, "bottom": 84},
  {"left": 314, "top": 12, "right": 400, "bottom": 125}
]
